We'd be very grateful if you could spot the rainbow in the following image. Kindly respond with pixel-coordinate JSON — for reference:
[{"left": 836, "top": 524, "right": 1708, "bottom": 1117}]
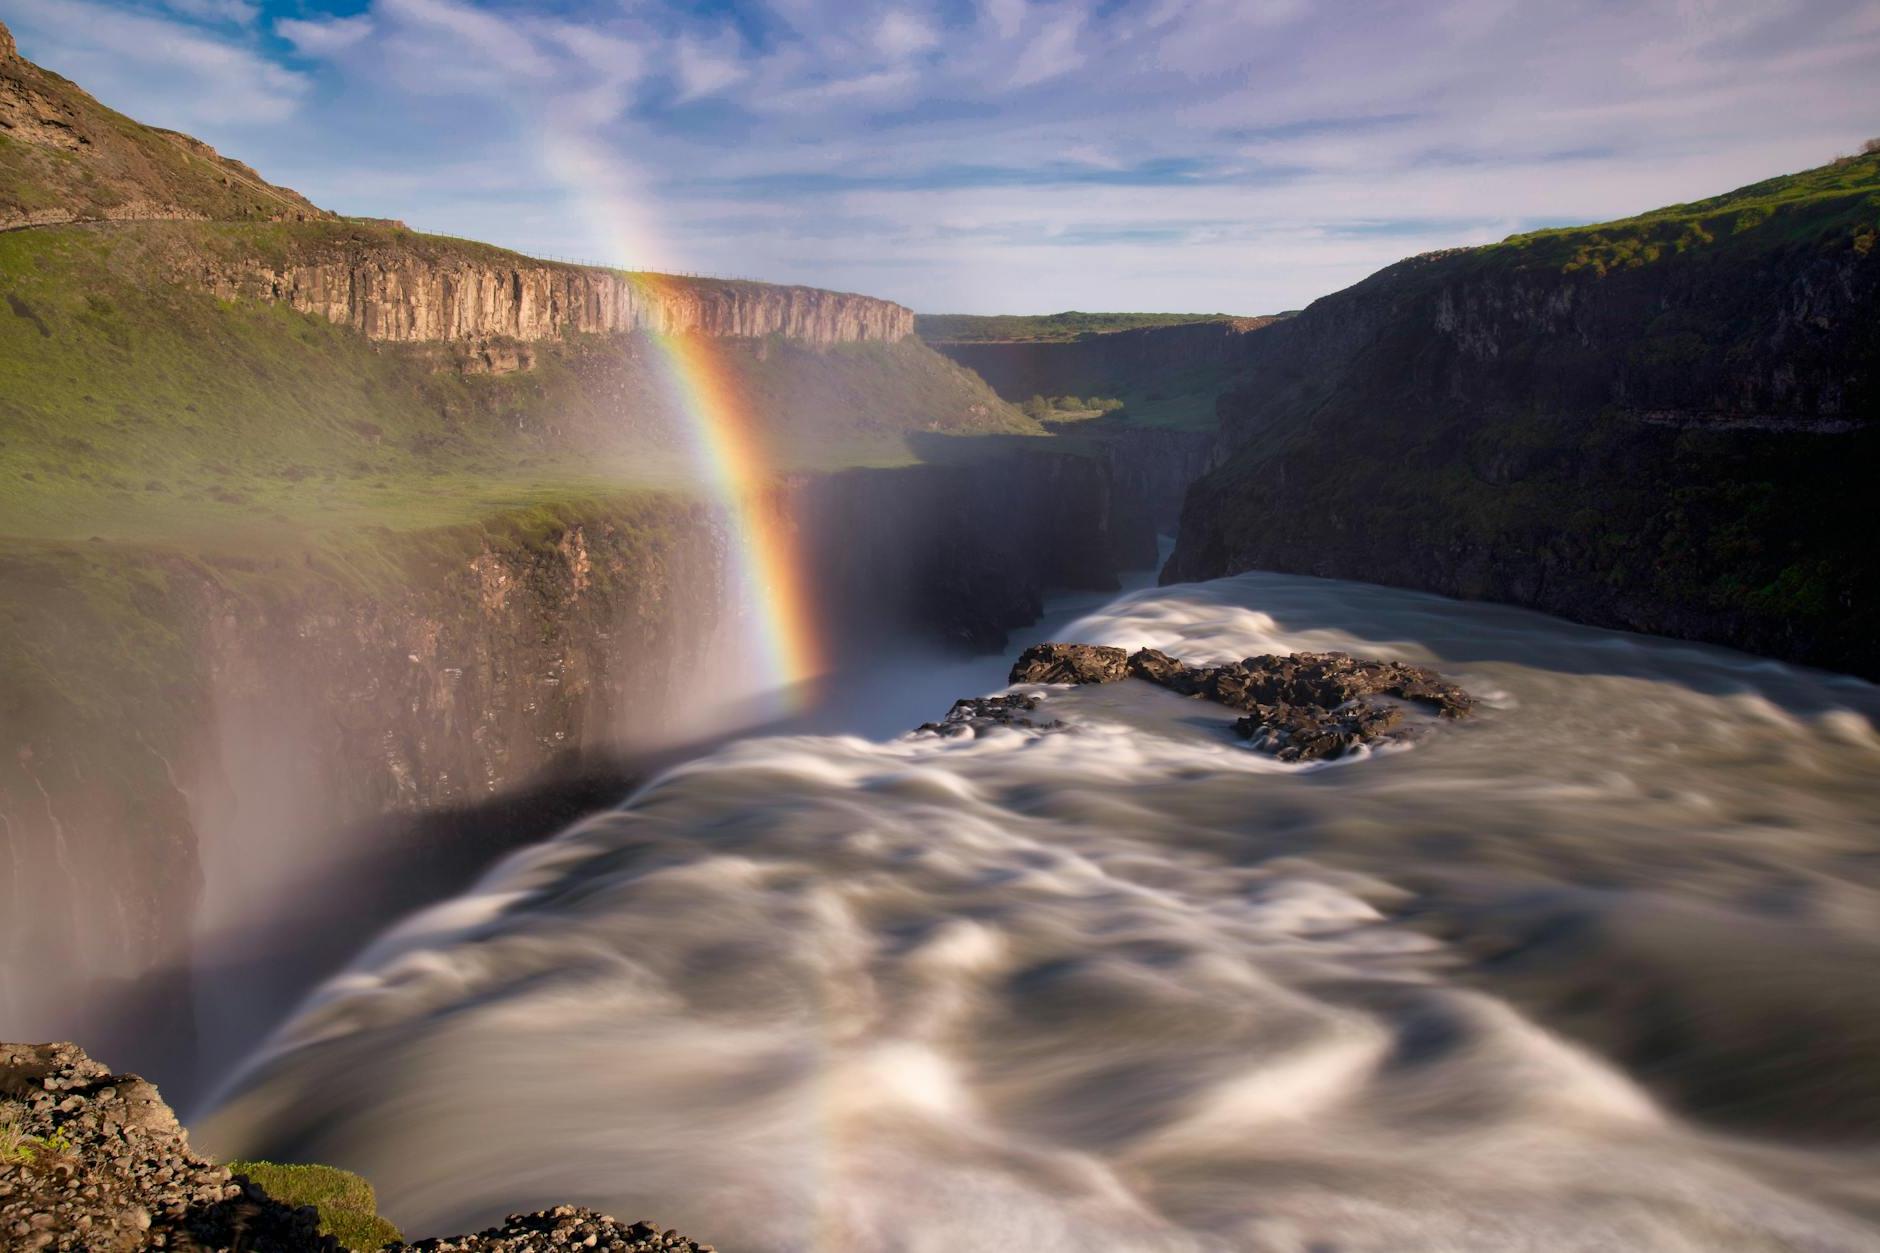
[
  {"left": 543, "top": 135, "right": 826, "bottom": 707},
  {"left": 638, "top": 292, "right": 826, "bottom": 703}
]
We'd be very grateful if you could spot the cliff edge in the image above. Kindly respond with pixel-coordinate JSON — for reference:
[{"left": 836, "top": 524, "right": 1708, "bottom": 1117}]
[
  {"left": 1167, "top": 152, "right": 1880, "bottom": 676},
  {"left": 0, "top": 20, "right": 910, "bottom": 351},
  {"left": 191, "top": 223, "right": 913, "bottom": 352}
]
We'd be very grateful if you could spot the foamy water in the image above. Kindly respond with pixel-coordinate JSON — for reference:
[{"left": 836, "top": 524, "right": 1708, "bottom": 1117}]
[{"left": 201, "top": 572, "right": 1880, "bottom": 1251}]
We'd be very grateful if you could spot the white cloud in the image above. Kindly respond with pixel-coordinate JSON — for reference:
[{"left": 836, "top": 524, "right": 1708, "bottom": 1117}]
[
  {"left": 159, "top": 0, "right": 257, "bottom": 25},
  {"left": 276, "top": 14, "right": 373, "bottom": 57},
  {"left": 377, "top": 0, "right": 552, "bottom": 79},
  {"left": 1006, "top": 12, "right": 1083, "bottom": 89},
  {"left": 981, "top": 0, "right": 1027, "bottom": 42},
  {"left": 672, "top": 33, "right": 746, "bottom": 102},
  {"left": 1, "top": 0, "right": 307, "bottom": 126},
  {"left": 874, "top": 10, "right": 938, "bottom": 60},
  {"left": 7, "top": 0, "right": 1878, "bottom": 312}
]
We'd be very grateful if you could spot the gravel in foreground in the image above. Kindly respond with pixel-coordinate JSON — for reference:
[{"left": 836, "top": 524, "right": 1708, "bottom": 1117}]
[{"left": 1, "top": 1042, "right": 713, "bottom": 1252}]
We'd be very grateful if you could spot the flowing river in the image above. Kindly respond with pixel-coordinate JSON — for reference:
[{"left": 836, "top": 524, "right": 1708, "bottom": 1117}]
[{"left": 199, "top": 570, "right": 1880, "bottom": 1251}]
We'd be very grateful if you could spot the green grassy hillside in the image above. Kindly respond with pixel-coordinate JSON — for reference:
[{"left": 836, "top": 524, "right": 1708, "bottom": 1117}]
[
  {"left": 0, "top": 221, "right": 1037, "bottom": 570},
  {"left": 1489, "top": 150, "right": 1880, "bottom": 275}
]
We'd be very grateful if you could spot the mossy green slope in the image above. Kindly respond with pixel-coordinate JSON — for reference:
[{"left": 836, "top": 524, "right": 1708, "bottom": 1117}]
[
  {"left": 0, "top": 208, "right": 1043, "bottom": 920},
  {"left": 0, "top": 220, "right": 1038, "bottom": 566},
  {"left": 230, "top": 1161, "right": 403, "bottom": 1251},
  {"left": 1491, "top": 150, "right": 1880, "bottom": 274}
]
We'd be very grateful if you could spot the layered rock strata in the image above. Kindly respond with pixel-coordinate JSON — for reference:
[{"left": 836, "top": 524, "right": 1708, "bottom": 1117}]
[{"left": 196, "top": 253, "right": 913, "bottom": 348}]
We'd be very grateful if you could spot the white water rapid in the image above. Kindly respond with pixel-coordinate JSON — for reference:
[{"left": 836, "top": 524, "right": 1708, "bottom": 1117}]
[{"left": 200, "top": 570, "right": 1880, "bottom": 1252}]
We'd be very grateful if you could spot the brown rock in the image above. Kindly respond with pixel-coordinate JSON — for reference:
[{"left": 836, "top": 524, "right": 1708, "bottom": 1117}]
[
  {"left": 1011, "top": 644, "right": 1472, "bottom": 761},
  {"left": 1008, "top": 643, "right": 1130, "bottom": 685}
]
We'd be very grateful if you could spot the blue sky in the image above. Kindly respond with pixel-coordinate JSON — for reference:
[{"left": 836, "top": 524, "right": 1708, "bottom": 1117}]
[{"left": 4, "top": 0, "right": 1878, "bottom": 313}]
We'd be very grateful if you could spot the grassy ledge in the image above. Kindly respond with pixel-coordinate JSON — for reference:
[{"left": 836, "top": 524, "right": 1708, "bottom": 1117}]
[{"left": 229, "top": 1161, "right": 403, "bottom": 1251}]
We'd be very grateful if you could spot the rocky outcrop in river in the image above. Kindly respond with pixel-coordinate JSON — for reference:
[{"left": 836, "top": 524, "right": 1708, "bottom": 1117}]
[{"left": 1007, "top": 642, "right": 1473, "bottom": 760}]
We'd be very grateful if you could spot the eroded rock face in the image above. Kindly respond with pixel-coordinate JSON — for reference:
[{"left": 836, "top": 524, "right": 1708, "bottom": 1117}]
[
  {"left": 0, "top": 20, "right": 327, "bottom": 230},
  {"left": 1007, "top": 643, "right": 1472, "bottom": 761}
]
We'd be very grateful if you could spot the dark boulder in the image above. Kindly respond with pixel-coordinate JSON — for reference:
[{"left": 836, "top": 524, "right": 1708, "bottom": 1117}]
[
  {"left": 1233, "top": 699, "right": 1406, "bottom": 762},
  {"left": 1008, "top": 643, "right": 1130, "bottom": 685},
  {"left": 916, "top": 694, "right": 1065, "bottom": 739},
  {"left": 1139, "top": 650, "right": 1473, "bottom": 720}
]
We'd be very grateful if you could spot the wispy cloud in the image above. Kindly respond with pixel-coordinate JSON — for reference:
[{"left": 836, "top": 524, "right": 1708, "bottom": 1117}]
[
  {"left": 159, "top": 0, "right": 257, "bottom": 26},
  {"left": 1, "top": 0, "right": 305, "bottom": 126},
  {"left": 276, "top": 14, "right": 372, "bottom": 57},
  {"left": 673, "top": 31, "right": 746, "bottom": 102},
  {"left": 1, "top": 0, "right": 1876, "bottom": 313}
]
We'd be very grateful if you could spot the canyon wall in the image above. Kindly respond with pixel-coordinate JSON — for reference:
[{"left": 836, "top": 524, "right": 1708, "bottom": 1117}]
[
  {"left": 1167, "top": 174, "right": 1880, "bottom": 675},
  {"left": 0, "top": 449, "right": 1153, "bottom": 1098},
  {"left": 1082, "top": 419, "right": 1225, "bottom": 538},
  {"left": 196, "top": 243, "right": 913, "bottom": 350},
  {"left": 926, "top": 318, "right": 1274, "bottom": 401}
]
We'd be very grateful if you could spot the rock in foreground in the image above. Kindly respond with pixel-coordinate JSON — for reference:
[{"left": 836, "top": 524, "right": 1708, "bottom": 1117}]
[
  {"left": 1008, "top": 643, "right": 1473, "bottom": 761},
  {"left": 0, "top": 1042, "right": 330, "bottom": 1251},
  {"left": 0, "top": 1042, "right": 713, "bottom": 1252},
  {"left": 401, "top": 1206, "right": 712, "bottom": 1252}
]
